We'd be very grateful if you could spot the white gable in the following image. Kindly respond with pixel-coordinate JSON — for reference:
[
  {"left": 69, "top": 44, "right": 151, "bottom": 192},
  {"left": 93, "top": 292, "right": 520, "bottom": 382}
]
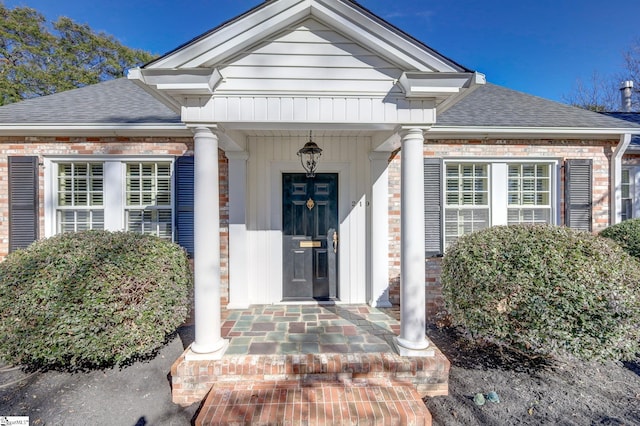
[
  {"left": 147, "top": 0, "right": 464, "bottom": 73},
  {"left": 216, "top": 18, "right": 403, "bottom": 96},
  {"left": 128, "top": 0, "right": 483, "bottom": 129}
]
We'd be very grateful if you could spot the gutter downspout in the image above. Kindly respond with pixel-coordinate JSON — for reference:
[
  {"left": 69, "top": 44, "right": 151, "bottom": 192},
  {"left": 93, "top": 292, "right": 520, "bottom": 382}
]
[{"left": 611, "top": 133, "right": 632, "bottom": 225}]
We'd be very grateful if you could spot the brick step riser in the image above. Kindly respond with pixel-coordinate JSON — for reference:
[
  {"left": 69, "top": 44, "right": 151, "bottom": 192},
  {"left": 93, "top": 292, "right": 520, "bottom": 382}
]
[
  {"left": 209, "top": 371, "right": 444, "bottom": 383},
  {"left": 172, "top": 353, "right": 450, "bottom": 405}
]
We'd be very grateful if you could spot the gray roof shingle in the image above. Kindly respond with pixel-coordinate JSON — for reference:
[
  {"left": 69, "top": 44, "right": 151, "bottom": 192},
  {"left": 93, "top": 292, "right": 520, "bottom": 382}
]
[
  {"left": 0, "top": 79, "right": 637, "bottom": 132},
  {"left": 437, "top": 83, "right": 640, "bottom": 129},
  {"left": 0, "top": 78, "right": 180, "bottom": 124}
]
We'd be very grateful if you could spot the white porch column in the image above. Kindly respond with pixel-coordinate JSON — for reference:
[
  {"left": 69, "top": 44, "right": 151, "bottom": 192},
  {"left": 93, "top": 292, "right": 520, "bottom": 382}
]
[
  {"left": 189, "top": 126, "right": 229, "bottom": 357},
  {"left": 226, "top": 151, "right": 250, "bottom": 309},
  {"left": 369, "top": 151, "right": 392, "bottom": 308},
  {"left": 396, "top": 128, "right": 430, "bottom": 355}
]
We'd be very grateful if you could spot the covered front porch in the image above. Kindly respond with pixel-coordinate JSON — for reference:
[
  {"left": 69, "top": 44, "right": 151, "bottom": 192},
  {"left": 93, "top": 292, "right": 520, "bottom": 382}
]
[
  {"left": 125, "top": 2, "right": 486, "bottom": 421},
  {"left": 174, "top": 304, "right": 450, "bottom": 424}
]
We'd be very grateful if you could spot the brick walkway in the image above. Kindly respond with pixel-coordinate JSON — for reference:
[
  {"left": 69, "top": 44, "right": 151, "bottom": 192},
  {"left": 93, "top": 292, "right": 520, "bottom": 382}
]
[{"left": 197, "top": 380, "right": 431, "bottom": 425}]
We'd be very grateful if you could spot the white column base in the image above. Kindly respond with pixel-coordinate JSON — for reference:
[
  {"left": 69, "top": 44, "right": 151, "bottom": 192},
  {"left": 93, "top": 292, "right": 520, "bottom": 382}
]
[
  {"left": 185, "top": 340, "right": 229, "bottom": 361},
  {"left": 394, "top": 336, "right": 434, "bottom": 357}
]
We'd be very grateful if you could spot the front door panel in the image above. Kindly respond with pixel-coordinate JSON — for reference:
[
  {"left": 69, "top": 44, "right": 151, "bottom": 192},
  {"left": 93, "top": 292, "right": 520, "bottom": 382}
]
[{"left": 283, "top": 173, "right": 338, "bottom": 301}]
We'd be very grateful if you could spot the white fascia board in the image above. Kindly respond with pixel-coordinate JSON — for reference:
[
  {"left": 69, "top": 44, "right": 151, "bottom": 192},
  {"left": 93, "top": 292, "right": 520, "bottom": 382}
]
[
  {"left": 311, "top": 0, "right": 461, "bottom": 72},
  {"left": 426, "top": 126, "right": 640, "bottom": 139},
  {"left": 132, "top": 68, "right": 222, "bottom": 93},
  {"left": 154, "top": 0, "right": 310, "bottom": 69},
  {"left": 398, "top": 72, "right": 476, "bottom": 97},
  {"left": 155, "top": 83, "right": 214, "bottom": 95},
  {"left": 219, "top": 121, "right": 397, "bottom": 132},
  {"left": 0, "top": 123, "right": 190, "bottom": 137},
  {"left": 129, "top": 68, "right": 222, "bottom": 108}
]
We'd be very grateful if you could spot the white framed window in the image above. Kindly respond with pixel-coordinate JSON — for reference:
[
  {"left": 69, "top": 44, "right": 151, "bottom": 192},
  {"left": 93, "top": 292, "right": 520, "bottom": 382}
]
[
  {"left": 56, "top": 162, "right": 105, "bottom": 232},
  {"left": 125, "top": 162, "right": 172, "bottom": 239},
  {"left": 444, "top": 163, "right": 490, "bottom": 247},
  {"left": 507, "top": 163, "right": 552, "bottom": 225},
  {"left": 443, "top": 160, "right": 557, "bottom": 247},
  {"left": 46, "top": 158, "right": 174, "bottom": 240}
]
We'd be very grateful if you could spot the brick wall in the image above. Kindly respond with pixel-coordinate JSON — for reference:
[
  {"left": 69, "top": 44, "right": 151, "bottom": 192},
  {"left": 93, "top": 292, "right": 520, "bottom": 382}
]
[
  {"left": 387, "top": 138, "right": 617, "bottom": 320},
  {"left": 0, "top": 136, "right": 230, "bottom": 305}
]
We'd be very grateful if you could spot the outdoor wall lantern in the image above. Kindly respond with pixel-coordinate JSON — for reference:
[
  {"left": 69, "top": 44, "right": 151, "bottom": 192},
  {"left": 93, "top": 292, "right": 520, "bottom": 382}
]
[{"left": 297, "top": 131, "right": 322, "bottom": 178}]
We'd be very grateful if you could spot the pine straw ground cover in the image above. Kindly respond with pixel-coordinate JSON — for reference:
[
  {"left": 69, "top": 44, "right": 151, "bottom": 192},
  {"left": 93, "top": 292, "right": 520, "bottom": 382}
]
[{"left": 424, "top": 324, "right": 640, "bottom": 425}]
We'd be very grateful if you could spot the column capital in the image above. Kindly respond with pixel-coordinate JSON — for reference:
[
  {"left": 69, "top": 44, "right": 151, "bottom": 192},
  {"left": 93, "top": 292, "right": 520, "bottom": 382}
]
[
  {"left": 190, "top": 125, "right": 219, "bottom": 138},
  {"left": 399, "top": 127, "right": 427, "bottom": 140}
]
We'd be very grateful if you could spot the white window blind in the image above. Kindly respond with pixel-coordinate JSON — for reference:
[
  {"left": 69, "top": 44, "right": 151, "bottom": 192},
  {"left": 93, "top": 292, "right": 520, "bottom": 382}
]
[{"left": 56, "top": 162, "right": 105, "bottom": 233}]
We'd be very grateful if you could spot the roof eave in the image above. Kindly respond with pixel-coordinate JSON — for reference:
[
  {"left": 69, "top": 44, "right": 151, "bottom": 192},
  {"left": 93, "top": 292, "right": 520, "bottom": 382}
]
[
  {"left": 426, "top": 126, "right": 640, "bottom": 140},
  {"left": 0, "top": 123, "right": 191, "bottom": 138}
]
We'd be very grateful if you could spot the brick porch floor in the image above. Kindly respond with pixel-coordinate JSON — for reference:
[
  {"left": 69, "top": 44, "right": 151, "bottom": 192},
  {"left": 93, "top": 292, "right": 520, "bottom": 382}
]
[{"left": 173, "top": 305, "right": 449, "bottom": 425}]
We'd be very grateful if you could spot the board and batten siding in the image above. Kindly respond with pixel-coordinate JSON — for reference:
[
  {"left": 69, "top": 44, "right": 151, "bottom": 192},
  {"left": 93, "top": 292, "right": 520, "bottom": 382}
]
[{"left": 242, "top": 134, "right": 372, "bottom": 305}]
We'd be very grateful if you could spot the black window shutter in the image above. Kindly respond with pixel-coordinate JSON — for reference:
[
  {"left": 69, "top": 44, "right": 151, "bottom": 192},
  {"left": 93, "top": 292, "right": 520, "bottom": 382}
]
[
  {"left": 8, "top": 156, "right": 38, "bottom": 252},
  {"left": 565, "top": 159, "right": 593, "bottom": 232},
  {"left": 424, "top": 158, "right": 443, "bottom": 256},
  {"left": 175, "top": 156, "right": 194, "bottom": 256}
]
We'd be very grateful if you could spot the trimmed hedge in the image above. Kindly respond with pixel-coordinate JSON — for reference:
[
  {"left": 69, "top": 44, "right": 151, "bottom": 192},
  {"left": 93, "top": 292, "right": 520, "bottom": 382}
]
[
  {"left": 600, "top": 218, "right": 640, "bottom": 259},
  {"left": 442, "top": 224, "right": 640, "bottom": 361},
  {"left": 0, "top": 231, "right": 192, "bottom": 370}
]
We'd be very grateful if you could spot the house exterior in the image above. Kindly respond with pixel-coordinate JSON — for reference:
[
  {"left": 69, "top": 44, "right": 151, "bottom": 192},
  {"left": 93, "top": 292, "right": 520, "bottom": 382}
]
[
  {"left": 1, "top": 0, "right": 639, "bottom": 359},
  {"left": 601, "top": 108, "right": 640, "bottom": 221}
]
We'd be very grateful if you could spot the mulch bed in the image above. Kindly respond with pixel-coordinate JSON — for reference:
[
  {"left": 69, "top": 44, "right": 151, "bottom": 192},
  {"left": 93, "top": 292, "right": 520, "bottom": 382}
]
[{"left": 424, "top": 325, "right": 640, "bottom": 425}]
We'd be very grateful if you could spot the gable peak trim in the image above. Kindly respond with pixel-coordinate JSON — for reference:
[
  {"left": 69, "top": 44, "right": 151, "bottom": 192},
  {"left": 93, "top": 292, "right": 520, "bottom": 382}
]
[{"left": 145, "top": 0, "right": 470, "bottom": 73}]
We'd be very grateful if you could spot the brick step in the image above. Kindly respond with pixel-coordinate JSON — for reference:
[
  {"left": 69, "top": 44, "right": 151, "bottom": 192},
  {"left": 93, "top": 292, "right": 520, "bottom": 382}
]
[
  {"left": 173, "top": 352, "right": 450, "bottom": 405},
  {"left": 196, "top": 379, "right": 432, "bottom": 425}
]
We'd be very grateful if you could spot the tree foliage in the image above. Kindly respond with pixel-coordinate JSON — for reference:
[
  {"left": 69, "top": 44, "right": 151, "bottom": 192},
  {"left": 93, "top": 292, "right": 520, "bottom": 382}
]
[
  {"left": 0, "top": 4, "right": 154, "bottom": 105},
  {"left": 563, "top": 71, "right": 620, "bottom": 112}
]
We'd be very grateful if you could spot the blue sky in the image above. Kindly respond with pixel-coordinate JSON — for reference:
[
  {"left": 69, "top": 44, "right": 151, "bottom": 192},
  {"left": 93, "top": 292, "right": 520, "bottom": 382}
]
[{"left": 4, "top": 0, "right": 640, "bottom": 103}]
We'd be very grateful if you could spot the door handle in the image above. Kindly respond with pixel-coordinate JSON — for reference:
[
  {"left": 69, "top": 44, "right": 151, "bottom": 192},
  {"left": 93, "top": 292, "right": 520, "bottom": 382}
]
[{"left": 333, "top": 231, "right": 339, "bottom": 253}]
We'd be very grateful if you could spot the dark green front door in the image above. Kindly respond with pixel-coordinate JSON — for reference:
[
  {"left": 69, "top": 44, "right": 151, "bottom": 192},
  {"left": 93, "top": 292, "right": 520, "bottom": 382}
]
[{"left": 282, "top": 173, "right": 338, "bottom": 301}]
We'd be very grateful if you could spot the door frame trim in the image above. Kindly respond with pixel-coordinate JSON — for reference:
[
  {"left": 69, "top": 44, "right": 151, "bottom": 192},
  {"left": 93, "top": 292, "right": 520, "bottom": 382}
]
[
  {"left": 270, "top": 161, "right": 351, "bottom": 303},
  {"left": 281, "top": 172, "right": 339, "bottom": 301}
]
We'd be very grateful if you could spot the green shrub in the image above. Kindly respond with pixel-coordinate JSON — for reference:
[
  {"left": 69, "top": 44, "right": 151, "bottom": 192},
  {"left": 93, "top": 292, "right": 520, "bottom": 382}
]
[
  {"left": 0, "top": 231, "right": 192, "bottom": 370},
  {"left": 442, "top": 224, "right": 640, "bottom": 361},
  {"left": 600, "top": 218, "right": 640, "bottom": 259}
]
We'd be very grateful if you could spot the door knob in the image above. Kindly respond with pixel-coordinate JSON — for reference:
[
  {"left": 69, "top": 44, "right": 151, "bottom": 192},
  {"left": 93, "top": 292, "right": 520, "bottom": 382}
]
[{"left": 333, "top": 231, "right": 339, "bottom": 253}]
